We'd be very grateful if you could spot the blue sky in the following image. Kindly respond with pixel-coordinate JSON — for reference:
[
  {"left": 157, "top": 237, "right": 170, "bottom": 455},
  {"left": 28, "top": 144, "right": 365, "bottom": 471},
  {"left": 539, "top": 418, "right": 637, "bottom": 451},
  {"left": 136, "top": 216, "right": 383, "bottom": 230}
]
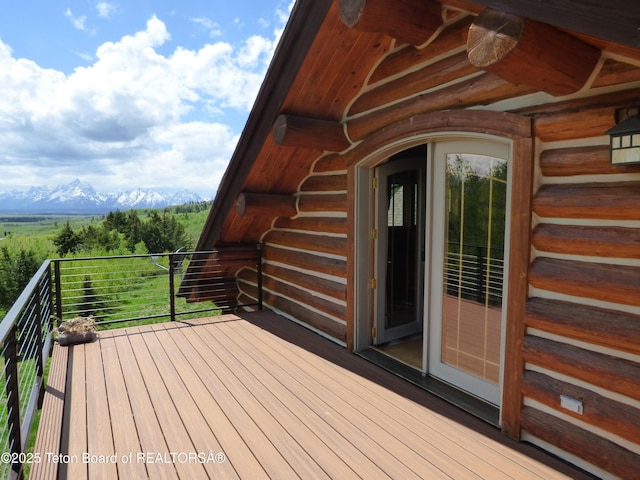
[{"left": 0, "top": 1, "right": 293, "bottom": 197}]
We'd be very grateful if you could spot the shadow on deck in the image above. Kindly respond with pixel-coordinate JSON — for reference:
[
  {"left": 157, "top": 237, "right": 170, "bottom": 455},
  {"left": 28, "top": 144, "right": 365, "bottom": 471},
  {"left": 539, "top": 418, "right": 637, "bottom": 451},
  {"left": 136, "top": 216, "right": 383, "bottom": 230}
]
[{"left": 31, "top": 310, "right": 592, "bottom": 479}]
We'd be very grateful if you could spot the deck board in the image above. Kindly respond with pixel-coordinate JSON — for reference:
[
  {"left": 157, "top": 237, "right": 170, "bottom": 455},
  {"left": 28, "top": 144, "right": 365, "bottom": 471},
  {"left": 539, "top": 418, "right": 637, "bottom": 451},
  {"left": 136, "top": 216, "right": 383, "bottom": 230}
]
[
  {"left": 40, "top": 311, "right": 593, "bottom": 479},
  {"left": 99, "top": 332, "right": 148, "bottom": 480},
  {"left": 30, "top": 341, "right": 69, "bottom": 480},
  {"left": 61, "top": 341, "right": 88, "bottom": 480},
  {"left": 84, "top": 338, "right": 118, "bottom": 480}
]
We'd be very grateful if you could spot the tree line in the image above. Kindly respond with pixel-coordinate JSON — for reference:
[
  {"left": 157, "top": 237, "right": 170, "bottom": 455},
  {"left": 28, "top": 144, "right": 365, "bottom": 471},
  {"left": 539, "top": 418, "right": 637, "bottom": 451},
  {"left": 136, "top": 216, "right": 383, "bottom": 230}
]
[
  {"left": 53, "top": 209, "right": 191, "bottom": 256},
  {"left": 0, "top": 247, "right": 39, "bottom": 314},
  {"left": 0, "top": 201, "right": 211, "bottom": 315}
]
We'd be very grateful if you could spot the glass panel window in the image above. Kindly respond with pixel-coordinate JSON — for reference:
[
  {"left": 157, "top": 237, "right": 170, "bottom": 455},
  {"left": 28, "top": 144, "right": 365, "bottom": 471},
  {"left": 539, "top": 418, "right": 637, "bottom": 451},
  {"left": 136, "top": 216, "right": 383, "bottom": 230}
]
[{"left": 441, "top": 154, "right": 507, "bottom": 385}]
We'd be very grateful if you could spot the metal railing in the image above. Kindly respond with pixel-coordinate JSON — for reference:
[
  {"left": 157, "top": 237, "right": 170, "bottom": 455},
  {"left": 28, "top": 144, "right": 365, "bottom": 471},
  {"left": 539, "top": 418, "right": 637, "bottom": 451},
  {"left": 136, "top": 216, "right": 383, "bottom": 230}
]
[
  {"left": 445, "top": 244, "right": 504, "bottom": 306},
  {"left": 0, "top": 261, "right": 53, "bottom": 480},
  {"left": 0, "top": 245, "right": 261, "bottom": 479}
]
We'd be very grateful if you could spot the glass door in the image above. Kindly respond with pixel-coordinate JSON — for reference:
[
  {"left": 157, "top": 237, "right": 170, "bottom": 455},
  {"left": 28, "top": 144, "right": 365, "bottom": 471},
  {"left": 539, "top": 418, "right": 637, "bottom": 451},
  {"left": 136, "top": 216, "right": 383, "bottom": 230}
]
[
  {"left": 374, "top": 157, "right": 425, "bottom": 345},
  {"left": 428, "top": 140, "right": 510, "bottom": 406}
]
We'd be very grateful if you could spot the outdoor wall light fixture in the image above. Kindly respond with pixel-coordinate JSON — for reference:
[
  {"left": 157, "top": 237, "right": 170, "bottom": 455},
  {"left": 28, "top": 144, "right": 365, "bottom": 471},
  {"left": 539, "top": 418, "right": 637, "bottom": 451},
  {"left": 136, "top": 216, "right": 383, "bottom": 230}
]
[{"left": 606, "top": 106, "right": 640, "bottom": 165}]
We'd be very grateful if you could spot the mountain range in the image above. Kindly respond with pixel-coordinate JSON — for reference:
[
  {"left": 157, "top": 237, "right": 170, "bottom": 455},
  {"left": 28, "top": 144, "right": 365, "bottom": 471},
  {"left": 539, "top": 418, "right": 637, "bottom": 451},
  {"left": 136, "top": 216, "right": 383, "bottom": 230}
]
[{"left": 0, "top": 179, "right": 209, "bottom": 214}]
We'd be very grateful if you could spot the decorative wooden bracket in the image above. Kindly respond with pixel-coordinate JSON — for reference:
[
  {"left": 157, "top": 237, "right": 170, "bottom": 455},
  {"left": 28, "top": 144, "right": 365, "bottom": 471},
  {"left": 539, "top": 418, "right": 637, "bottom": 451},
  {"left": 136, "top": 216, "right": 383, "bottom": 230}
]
[
  {"left": 236, "top": 192, "right": 297, "bottom": 218},
  {"left": 467, "top": 8, "right": 601, "bottom": 96},
  {"left": 339, "top": 0, "right": 443, "bottom": 46},
  {"left": 273, "top": 114, "right": 350, "bottom": 152}
]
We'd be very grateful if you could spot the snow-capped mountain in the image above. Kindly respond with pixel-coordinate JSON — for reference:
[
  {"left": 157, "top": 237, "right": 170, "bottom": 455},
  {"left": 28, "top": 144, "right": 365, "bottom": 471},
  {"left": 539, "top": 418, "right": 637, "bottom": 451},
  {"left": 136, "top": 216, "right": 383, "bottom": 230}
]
[{"left": 0, "top": 180, "right": 209, "bottom": 213}]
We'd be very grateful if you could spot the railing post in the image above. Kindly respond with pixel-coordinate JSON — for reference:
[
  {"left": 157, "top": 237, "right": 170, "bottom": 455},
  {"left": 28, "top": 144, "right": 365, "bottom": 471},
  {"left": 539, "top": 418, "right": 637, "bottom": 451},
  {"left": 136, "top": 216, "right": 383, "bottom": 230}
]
[
  {"left": 46, "top": 265, "right": 55, "bottom": 341},
  {"left": 476, "top": 245, "right": 484, "bottom": 304},
  {"left": 257, "top": 244, "right": 263, "bottom": 310},
  {"left": 35, "top": 287, "right": 46, "bottom": 409},
  {"left": 53, "top": 260, "right": 62, "bottom": 324},
  {"left": 4, "top": 325, "right": 23, "bottom": 479},
  {"left": 169, "top": 253, "right": 176, "bottom": 321}
]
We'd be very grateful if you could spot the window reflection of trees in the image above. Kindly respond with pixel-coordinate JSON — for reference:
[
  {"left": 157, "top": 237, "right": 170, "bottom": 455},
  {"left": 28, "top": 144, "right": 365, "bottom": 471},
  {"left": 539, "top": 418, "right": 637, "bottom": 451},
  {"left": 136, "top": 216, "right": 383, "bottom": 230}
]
[{"left": 446, "top": 154, "right": 507, "bottom": 307}]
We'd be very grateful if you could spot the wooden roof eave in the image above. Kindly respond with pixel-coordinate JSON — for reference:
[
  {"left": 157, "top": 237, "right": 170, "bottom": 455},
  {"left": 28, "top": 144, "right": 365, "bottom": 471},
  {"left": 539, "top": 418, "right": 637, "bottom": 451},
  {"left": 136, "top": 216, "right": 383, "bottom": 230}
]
[
  {"left": 195, "top": 0, "right": 334, "bottom": 252},
  {"left": 438, "top": 0, "right": 639, "bottom": 48}
]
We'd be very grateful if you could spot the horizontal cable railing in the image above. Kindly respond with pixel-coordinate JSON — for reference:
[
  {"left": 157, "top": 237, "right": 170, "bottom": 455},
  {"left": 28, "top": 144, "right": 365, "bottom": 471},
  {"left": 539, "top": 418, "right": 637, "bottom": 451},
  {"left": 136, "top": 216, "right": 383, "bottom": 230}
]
[
  {"left": 445, "top": 244, "right": 505, "bottom": 306},
  {"left": 1, "top": 245, "right": 261, "bottom": 478},
  {"left": 0, "top": 261, "right": 53, "bottom": 480},
  {"left": 53, "top": 246, "right": 262, "bottom": 326}
]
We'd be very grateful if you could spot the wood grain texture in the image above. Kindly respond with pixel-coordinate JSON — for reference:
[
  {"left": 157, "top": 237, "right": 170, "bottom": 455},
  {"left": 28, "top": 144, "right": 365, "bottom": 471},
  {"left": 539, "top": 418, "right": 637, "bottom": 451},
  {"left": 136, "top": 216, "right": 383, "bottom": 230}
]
[
  {"left": 350, "top": 51, "right": 479, "bottom": 116},
  {"left": 522, "top": 370, "right": 640, "bottom": 445},
  {"left": 263, "top": 230, "right": 347, "bottom": 257},
  {"left": 297, "top": 193, "right": 348, "bottom": 213},
  {"left": 525, "top": 297, "right": 640, "bottom": 356},
  {"left": 369, "top": 17, "right": 472, "bottom": 84},
  {"left": 273, "top": 114, "right": 350, "bottom": 152},
  {"left": 521, "top": 407, "right": 640, "bottom": 480},
  {"left": 592, "top": 59, "right": 640, "bottom": 88},
  {"left": 236, "top": 192, "right": 297, "bottom": 218},
  {"left": 500, "top": 137, "right": 534, "bottom": 439},
  {"left": 339, "top": 0, "right": 443, "bottom": 46},
  {"left": 539, "top": 145, "right": 640, "bottom": 177},
  {"left": 347, "top": 73, "right": 536, "bottom": 141},
  {"left": 36, "top": 313, "right": 595, "bottom": 480},
  {"left": 533, "top": 223, "right": 640, "bottom": 258},
  {"left": 300, "top": 174, "right": 348, "bottom": 192},
  {"left": 467, "top": 8, "right": 600, "bottom": 96},
  {"left": 31, "top": 346, "right": 69, "bottom": 480},
  {"left": 262, "top": 245, "right": 347, "bottom": 279},
  {"left": 529, "top": 257, "right": 640, "bottom": 307},
  {"left": 533, "top": 182, "right": 640, "bottom": 220},
  {"left": 522, "top": 335, "right": 640, "bottom": 400},
  {"left": 273, "top": 216, "right": 348, "bottom": 235}
]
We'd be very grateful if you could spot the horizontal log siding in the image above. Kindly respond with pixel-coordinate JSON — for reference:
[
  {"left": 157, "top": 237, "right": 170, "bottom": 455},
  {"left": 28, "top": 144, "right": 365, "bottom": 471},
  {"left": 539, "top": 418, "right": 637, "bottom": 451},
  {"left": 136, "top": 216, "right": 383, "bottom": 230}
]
[
  {"left": 520, "top": 407, "right": 640, "bottom": 480},
  {"left": 237, "top": 166, "right": 349, "bottom": 343},
  {"left": 526, "top": 92, "right": 640, "bottom": 474},
  {"left": 521, "top": 371, "right": 640, "bottom": 446}
]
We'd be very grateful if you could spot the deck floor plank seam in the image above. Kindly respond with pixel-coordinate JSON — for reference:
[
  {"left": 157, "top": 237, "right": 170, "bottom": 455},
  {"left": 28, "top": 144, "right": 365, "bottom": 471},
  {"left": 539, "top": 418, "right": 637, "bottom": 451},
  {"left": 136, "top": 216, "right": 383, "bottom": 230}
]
[
  {"left": 191, "top": 321, "right": 383, "bottom": 480},
  {"left": 30, "top": 343, "right": 69, "bottom": 480},
  {"left": 61, "top": 343, "right": 88, "bottom": 480},
  {"left": 136, "top": 324, "right": 239, "bottom": 480},
  {"left": 124, "top": 327, "right": 207, "bottom": 479},
  {"left": 155, "top": 322, "right": 301, "bottom": 478},
  {"left": 98, "top": 331, "right": 149, "bottom": 480},
  {"left": 222, "top": 316, "right": 477, "bottom": 480},
  {"left": 173, "top": 321, "right": 327, "bottom": 479},
  {"left": 148, "top": 322, "right": 268, "bottom": 480},
  {"left": 110, "top": 328, "right": 179, "bottom": 480},
  {"left": 84, "top": 338, "right": 118, "bottom": 479},
  {"left": 210, "top": 318, "right": 445, "bottom": 479},
  {"left": 228, "top": 317, "right": 533, "bottom": 480}
]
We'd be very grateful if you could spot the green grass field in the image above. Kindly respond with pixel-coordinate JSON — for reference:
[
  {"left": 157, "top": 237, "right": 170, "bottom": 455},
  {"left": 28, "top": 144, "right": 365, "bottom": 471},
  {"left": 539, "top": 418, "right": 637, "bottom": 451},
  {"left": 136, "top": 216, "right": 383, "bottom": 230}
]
[{"left": 0, "top": 205, "right": 210, "bottom": 257}]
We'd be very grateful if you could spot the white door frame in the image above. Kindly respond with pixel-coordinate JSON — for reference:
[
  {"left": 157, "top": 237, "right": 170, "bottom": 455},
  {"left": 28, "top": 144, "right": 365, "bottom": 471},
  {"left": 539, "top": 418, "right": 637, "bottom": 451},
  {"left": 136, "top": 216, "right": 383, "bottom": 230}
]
[
  {"left": 426, "top": 139, "right": 512, "bottom": 406},
  {"left": 353, "top": 134, "right": 512, "bottom": 408}
]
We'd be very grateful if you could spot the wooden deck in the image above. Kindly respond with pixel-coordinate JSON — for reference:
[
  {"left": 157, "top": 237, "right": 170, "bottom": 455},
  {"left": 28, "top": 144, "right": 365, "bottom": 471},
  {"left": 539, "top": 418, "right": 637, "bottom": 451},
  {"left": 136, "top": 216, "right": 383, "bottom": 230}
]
[{"left": 33, "top": 311, "right": 593, "bottom": 479}]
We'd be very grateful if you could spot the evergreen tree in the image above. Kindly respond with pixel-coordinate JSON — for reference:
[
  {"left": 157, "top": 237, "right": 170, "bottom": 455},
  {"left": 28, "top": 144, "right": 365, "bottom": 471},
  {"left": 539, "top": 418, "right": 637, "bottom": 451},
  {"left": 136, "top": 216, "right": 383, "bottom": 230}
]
[
  {"left": 140, "top": 211, "right": 187, "bottom": 253},
  {"left": 53, "top": 221, "right": 81, "bottom": 256},
  {"left": 0, "top": 247, "right": 39, "bottom": 312}
]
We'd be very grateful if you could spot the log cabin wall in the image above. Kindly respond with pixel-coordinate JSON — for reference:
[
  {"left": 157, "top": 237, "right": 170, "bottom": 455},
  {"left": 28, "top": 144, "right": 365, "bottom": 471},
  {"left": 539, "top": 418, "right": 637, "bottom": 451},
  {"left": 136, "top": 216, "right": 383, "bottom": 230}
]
[
  {"left": 522, "top": 106, "right": 640, "bottom": 477},
  {"left": 240, "top": 157, "right": 350, "bottom": 343},
  {"left": 229, "top": 2, "right": 640, "bottom": 476}
]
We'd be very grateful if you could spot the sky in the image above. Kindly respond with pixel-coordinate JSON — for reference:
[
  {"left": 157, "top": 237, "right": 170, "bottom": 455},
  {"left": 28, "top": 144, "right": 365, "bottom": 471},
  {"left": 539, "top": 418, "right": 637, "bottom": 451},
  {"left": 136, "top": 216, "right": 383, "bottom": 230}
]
[{"left": 0, "top": 0, "right": 294, "bottom": 198}]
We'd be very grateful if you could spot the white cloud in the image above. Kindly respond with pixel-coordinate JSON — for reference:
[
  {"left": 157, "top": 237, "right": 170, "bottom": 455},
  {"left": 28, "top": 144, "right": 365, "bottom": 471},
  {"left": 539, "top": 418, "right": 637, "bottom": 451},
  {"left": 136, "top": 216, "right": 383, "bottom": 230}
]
[
  {"left": 96, "top": 2, "right": 117, "bottom": 19},
  {"left": 64, "top": 8, "right": 87, "bottom": 31},
  {"left": 0, "top": 9, "right": 289, "bottom": 196},
  {"left": 191, "top": 17, "right": 222, "bottom": 38}
]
